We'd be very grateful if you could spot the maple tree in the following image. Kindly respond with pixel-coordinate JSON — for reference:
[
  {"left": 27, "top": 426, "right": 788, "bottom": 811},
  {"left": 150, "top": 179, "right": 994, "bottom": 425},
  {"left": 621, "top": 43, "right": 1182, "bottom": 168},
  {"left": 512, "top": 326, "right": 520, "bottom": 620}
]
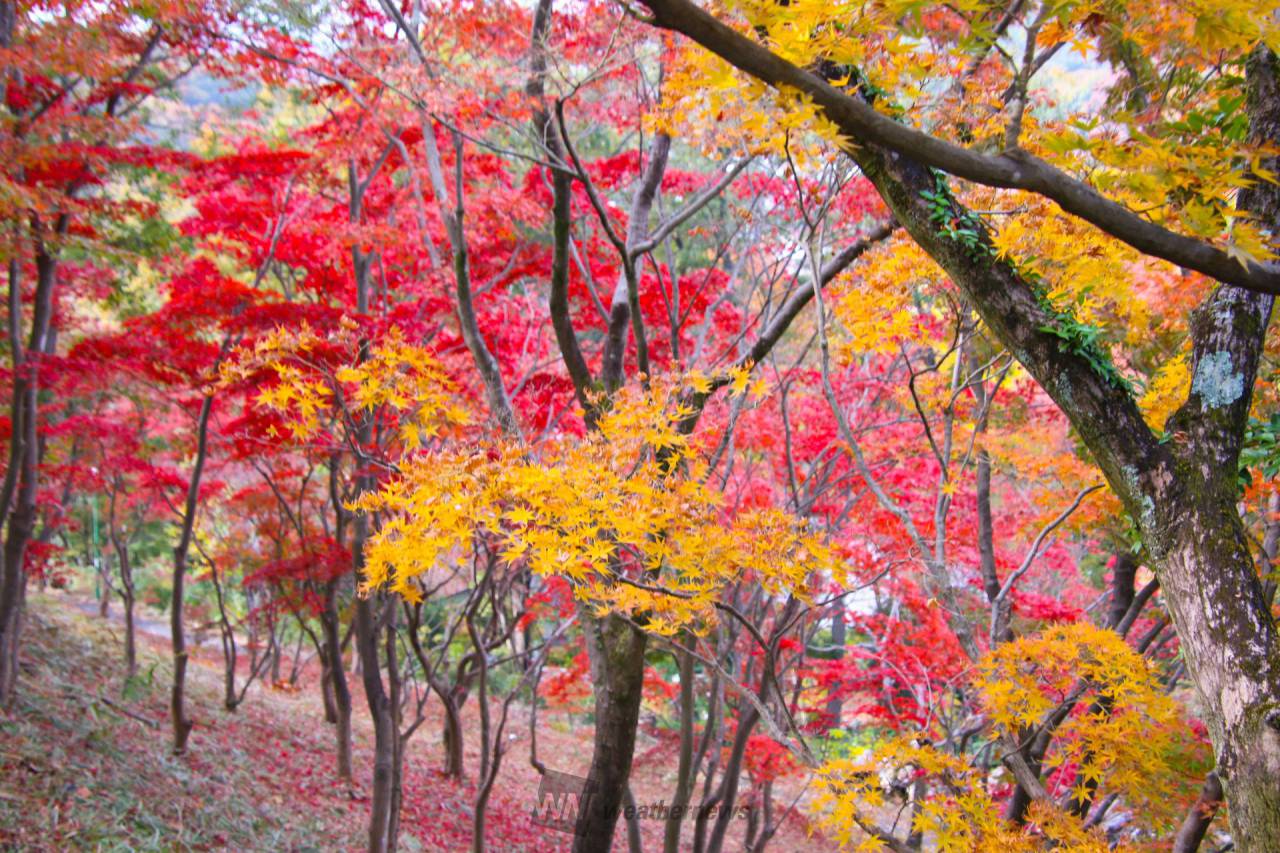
[{"left": 0, "top": 0, "right": 232, "bottom": 706}]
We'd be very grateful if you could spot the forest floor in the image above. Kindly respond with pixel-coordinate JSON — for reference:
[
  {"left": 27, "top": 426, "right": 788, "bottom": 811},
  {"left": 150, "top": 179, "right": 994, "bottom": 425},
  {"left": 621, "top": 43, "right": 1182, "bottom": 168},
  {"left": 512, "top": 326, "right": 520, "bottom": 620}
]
[{"left": 0, "top": 590, "right": 828, "bottom": 851}]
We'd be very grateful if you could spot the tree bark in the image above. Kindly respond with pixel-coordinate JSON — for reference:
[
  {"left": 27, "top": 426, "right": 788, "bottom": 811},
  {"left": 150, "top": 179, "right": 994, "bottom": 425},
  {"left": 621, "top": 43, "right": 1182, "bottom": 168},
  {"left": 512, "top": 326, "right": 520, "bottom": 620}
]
[
  {"left": 0, "top": 242, "right": 57, "bottom": 706},
  {"left": 441, "top": 694, "right": 464, "bottom": 778},
  {"left": 347, "top": 166, "right": 404, "bottom": 849},
  {"left": 321, "top": 578, "right": 354, "bottom": 781},
  {"left": 664, "top": 644, "right": 696, "bottom": 853},
  {"left": 356, "top": 592, "right": 396, "bottom": 853},
  {"left": 572, "top": 612, "right": 648, "bottom": 853},
  {"left": 113, "top": 534, "right": 136, "bottom": 678},
  {"left": 1173, "top": 772, "right": 1224, "bottom": 853},
  {"left": 171, "top": 388, "right": 216, "bottom": 754}
]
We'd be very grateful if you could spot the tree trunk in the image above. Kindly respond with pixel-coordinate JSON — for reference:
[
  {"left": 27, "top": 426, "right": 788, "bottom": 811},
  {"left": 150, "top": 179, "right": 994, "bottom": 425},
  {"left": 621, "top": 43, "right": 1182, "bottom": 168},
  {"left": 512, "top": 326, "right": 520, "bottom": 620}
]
[
  {"left": 1150, "top": 506, "right": 1280, "bottom": 850},
  {"left": 704, "top": 705, "right": 761, "bottom": 853},
  {"left": 171, "top": 389, "right": 216, "bottom": 754},
  {"left": 269, "top": 615, "right": 282, "bottom": 684},
  {"left": 355, "top": 593, "right": 396, "bottom": 853},
  {"left": 97, "top": 553, "right": 111, "bottom": 618},
  {"left": 572, "top": 611, "right": 648, "bottom": 853},
  {"left": 1144, "top": 50, "right": 1280, "bottom": 850},
  {"left": 115, "top": 538, "right": 136, "bottom": 678},
  {"left": 441, "top": 694, "right": 464, "bottom": 778},
  {"left": 0, "top": 243, "right": 57, "bottom": 707},
  {"left": 321, "top": 579, "right": 353, "bottom": 781},
  {"left": 170, "top": 542, "right": 194, "bottom": 752},
  {"left": 1107, "top": 550, "right": 1139, "bottom": 630},
  {"left": 824, "top": 610, "right": 846, "bottom": 727},
  {"left": 321, "top": 654, "right": 338, "bottom": 723},
  {"left": 664, "top": 644, "right": 696, "bottom": 853}
]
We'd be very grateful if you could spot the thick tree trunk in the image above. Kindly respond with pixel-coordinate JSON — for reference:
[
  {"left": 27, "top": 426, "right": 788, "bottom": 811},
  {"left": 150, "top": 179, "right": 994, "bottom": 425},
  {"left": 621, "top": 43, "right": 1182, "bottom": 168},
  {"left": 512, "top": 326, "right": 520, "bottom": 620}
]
[
  {"left": 572, "top": 611, "right": 648, "bottom": 853},
  {"left": 854, "top": 60, "right": 1280, "bottom": 846},
  {"left": 1148, "top": 50, "right": 1280, "bottom": 850},
  {"left": 1151, "top": 505, "right": 1280, "bottom": 849}
]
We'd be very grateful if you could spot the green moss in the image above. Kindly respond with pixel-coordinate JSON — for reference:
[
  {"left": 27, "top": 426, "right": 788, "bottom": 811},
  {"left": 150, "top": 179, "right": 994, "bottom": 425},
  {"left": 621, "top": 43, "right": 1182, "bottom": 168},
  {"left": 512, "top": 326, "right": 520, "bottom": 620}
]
[{"left": 918, "top": 171, "right": 1132, "bottom": 392}]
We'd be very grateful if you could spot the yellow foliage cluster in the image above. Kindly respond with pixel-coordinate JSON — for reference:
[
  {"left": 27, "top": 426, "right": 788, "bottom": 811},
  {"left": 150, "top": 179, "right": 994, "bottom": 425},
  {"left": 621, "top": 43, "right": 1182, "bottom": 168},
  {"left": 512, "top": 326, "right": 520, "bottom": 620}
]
[
  {"left": 654, "top": 27, "right": 850, "bottom": 162},
  {"left": 661, "top": 0, "right": 1280, "bottom": 268},
  {"left": 979, "top": 623, "right": 1186, "bottom": 826},
  {"left": 222, "top": 321, "right": 469, "bottom": 445},
  {"left": 1138, "top": 351, "right": 1193, "bottom": 432},
  {"left": 355, "top": 381, "right": 841, "bottom": 629},
  {"left": 831, "top": 233, "right": 942, "bottom": 358},
  {"left": 812, "top": 737, "right": 1122, "bottom": 852},
  {"left": 811, "top": 623, "right": 1190, "bottom": 850}
]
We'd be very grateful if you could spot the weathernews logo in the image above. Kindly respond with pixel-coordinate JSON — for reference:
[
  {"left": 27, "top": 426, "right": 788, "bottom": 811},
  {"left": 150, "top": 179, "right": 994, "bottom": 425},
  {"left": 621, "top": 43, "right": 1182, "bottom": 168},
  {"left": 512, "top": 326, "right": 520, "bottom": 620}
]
[{"left": 531, "top": 769, "right": 747, "bottom": 834}]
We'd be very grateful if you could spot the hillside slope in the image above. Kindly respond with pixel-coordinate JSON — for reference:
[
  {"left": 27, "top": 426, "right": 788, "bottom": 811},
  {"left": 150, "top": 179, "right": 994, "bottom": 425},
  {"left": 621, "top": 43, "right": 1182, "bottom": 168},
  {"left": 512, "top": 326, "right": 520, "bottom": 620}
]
[
  {"left": 0, "top": 592, "right": 560, "bottom": 851},
  {"left": 0, "top": 592, "right": 824, "bottom": 852}
]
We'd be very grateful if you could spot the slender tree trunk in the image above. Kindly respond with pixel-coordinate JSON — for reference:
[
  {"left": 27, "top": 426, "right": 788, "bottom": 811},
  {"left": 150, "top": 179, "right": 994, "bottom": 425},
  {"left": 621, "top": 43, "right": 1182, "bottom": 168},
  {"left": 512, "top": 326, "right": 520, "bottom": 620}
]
[
  {"left": 356, "top": 593, "right": 396, "bottom": 853},
  {"left": 622, "top": 785, "right": 644, "bottom": 853},
  {"left": 321, "top": 653, "right": 338, "bottom": 723},
  {"left": 0, "top": 244, "right": 57, "bottom": 707},
  {"left": 705, "top": 705, "right": 760, "bottom": 853},
  {"left": 824, "top": 610, "right": 846, "bottom": 727},
  {"left": 468, "top": 607, "right": 492, "bottom": 853},
  {"left": 345, "top": 162, "right": 403, "bottom": 849},
  {"left": 210, "top": 560, "right": 241, "bottom": 711},
  {"left": 664, "top": 644, "right": 696, "bottom": 853},
  {"left": 572, "top": 611, "right": 648, "bottom": 853},
  {"left": 97, "top": 552, "right": 111, "bottom": 618},
  {"left": 384, "top": 606, "right": 404, "bottom": 853},
  {"left": 269, "top": 614, "right": 282, "bottom": 684},
  {"left": 322, "top": 579, "right": 353, "bottom": 781},
  {"left": 1173, "top": 772, "right": 1224, "bottom": 853},
  {"left": 171, "top": 389, "right": 216, "bottom": 754},
  {"left": 114, "top": 537, "right": 136, "bottom": 678}
]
